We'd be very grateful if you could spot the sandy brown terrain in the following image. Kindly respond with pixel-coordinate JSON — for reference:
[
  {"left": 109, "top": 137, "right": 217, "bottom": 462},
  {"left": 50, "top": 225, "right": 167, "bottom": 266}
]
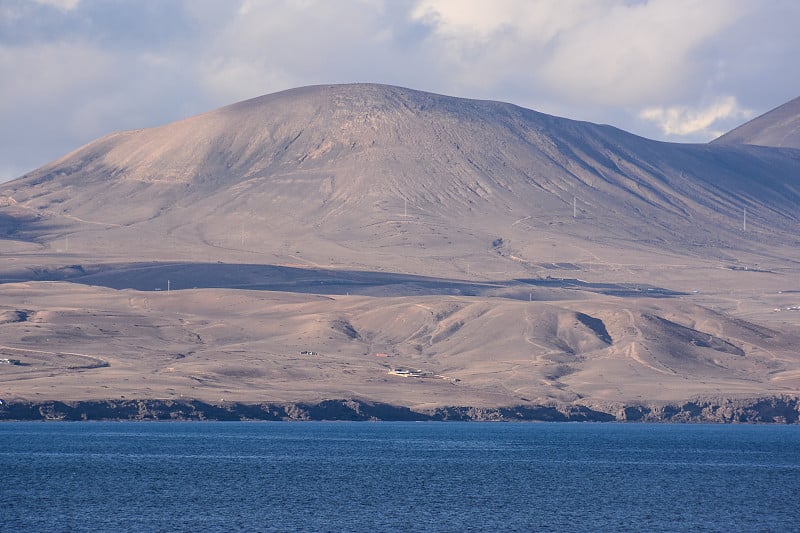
[
  {"left": 1, "top": 257, "right": 799, "bottom": 412},
  {"left": 1, "top": 84, "right": 799, "bottom": 419}
]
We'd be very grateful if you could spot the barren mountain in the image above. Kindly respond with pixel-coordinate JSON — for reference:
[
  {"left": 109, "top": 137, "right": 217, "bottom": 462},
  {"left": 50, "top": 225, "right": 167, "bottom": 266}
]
[
  {"left": 1, "top": 84, "right": 799, "bottom": 421},
  {"left": 713, "top": 96, "right": 800, "bottom": 150},
  {"left": 3, "top": 84, "right": 800, "bottom": 272}
]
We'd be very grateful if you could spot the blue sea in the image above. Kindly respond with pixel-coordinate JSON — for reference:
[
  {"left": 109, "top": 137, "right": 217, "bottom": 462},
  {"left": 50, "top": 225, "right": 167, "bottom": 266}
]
[{"left": 1, "top": 422, "right": 798, "bottom": 532}]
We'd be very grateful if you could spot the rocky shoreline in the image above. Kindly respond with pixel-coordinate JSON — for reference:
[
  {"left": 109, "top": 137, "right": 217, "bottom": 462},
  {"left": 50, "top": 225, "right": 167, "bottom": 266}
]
[{"left": 1, "top": 396, "right": 799, "bottom": 423}]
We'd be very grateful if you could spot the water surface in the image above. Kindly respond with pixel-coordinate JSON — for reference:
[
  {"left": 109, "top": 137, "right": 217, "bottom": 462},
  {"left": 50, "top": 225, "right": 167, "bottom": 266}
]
[{"left": 1, "top": 422, "right": 798, "bottom": 532}]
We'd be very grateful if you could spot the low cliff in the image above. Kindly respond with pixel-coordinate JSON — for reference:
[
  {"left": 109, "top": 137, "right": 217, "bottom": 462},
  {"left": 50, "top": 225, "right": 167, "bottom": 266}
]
[{"left": 1, "top": 396, "right": 799, "bottom": 422}]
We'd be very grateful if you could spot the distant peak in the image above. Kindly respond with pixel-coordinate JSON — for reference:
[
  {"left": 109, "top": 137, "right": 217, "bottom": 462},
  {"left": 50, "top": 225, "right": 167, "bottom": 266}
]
[{"left": 712, "top": 96, "right": 800, "bottom": 149}]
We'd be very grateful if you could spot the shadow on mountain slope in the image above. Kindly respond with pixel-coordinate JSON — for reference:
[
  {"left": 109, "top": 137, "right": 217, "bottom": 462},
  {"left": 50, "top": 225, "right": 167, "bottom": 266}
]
[{"left": 0, "top": 261, "right": 685, "bottom": 299}]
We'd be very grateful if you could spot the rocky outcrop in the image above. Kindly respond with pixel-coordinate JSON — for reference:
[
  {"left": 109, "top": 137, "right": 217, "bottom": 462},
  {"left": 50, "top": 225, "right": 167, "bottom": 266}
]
[
  {"left": 611, "top": 396, "right": 800, "bottom": 423},
  {"left": 429, "top": 404, "right": 616, "bottom": 422},
  {"left": 0, "top": 399, "right": 430, "bottom": 422},
  {"left": 0, "top": 396, "right": 798, "bottom": 422}
]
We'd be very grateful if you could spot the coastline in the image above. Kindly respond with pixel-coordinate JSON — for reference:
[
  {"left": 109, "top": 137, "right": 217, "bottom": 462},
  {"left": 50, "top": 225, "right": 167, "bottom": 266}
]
[{"left": 2, "top": 396, "right": 798, "bottom": 423}]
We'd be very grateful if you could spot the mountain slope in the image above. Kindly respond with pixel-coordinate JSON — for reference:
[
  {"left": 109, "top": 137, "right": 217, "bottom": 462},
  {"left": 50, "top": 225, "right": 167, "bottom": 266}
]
[
  {"left": 713, "top": 96, "right": 800, "bottom": 149},
  {"left": 2, "top": 84, "right": 800, "bottom": 277}
]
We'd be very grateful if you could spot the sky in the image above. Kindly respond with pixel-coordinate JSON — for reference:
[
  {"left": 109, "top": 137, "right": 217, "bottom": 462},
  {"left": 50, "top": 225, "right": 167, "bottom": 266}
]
[{"left": 1, "top": 0, "right": 799, "bottom": 182}]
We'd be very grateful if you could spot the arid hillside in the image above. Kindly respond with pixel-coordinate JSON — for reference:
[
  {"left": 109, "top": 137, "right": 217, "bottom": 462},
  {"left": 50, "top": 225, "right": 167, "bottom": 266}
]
[{"left": 1, "top": 84, "right": 799, "bottom": 420}]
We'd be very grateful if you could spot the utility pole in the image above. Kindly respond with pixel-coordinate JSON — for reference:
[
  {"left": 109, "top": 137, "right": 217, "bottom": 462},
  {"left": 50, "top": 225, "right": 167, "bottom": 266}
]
[
  {"left": 743, "top": 207, "right": 747, "bottom": 232},
  {"left": 573, "top": 196, "right": 577, "bottom": 219}
]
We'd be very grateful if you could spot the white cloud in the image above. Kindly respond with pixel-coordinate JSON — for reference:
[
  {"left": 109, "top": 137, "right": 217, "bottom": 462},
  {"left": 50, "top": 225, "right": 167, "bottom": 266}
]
[
  {"left": 413, "top": 0, "right": 602, "bottom": 42},
  {"left": 638, "top": 96, "right": 752, "bottom": 138},
  {"left": 539, "top": 1, "right": 746, "bottom": 105},
  {"left": 0, "top": 15, "right": 215, "bottom": 176},
  {"left": 202, "top": 58, "right": 296, "bottom": 104},
  {"left": 0, "top": 42, "right": 112, "bottom": 116},
  {"left": 198, "top": 0, "right": 401, "bottom": 103},
  {"left": 410, "top": 0, "right": 750, "bottom": 106},
  {"left": 31, "top": 0, "right": 80, "bottom": 11},
  {"left": 0, "top": 42, "right": 116, "bottom": 176}
]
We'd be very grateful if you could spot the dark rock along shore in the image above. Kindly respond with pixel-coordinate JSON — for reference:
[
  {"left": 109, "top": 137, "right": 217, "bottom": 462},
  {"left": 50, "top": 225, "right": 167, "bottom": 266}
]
[{"left": 1, "top": 396, "right": 798, "bottom": 423}]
